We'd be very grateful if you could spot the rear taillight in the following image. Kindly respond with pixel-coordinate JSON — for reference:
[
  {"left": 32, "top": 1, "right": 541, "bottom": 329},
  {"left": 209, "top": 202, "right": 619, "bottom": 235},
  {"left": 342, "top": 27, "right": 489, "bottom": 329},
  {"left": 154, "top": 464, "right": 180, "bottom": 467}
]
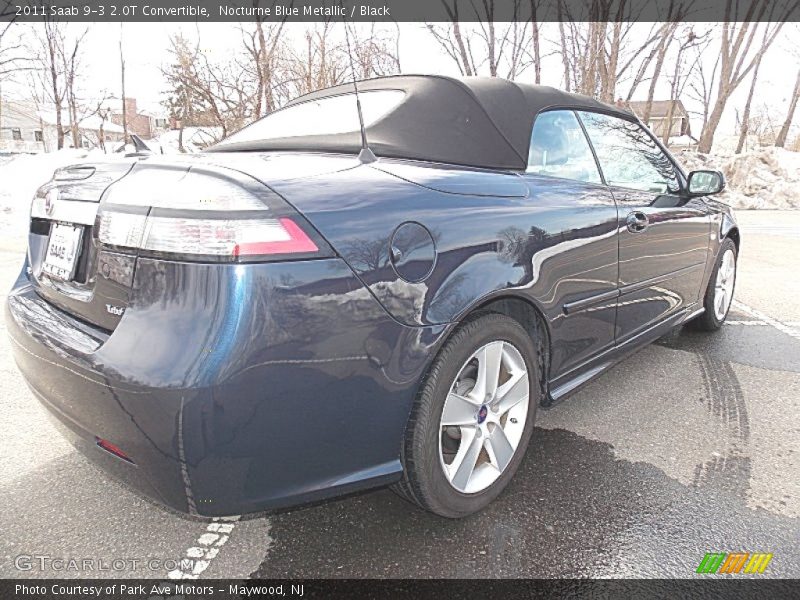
[{"left": 97, "top": 164, "right": 328, "bottom": 262}]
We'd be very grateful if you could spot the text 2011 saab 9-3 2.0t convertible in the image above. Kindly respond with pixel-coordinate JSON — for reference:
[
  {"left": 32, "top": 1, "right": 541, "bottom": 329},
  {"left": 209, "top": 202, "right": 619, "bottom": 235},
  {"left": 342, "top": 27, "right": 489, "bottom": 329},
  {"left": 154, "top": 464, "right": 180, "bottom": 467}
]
[{"left": 7, "top": 75, "right": 738, "bottom": 518}]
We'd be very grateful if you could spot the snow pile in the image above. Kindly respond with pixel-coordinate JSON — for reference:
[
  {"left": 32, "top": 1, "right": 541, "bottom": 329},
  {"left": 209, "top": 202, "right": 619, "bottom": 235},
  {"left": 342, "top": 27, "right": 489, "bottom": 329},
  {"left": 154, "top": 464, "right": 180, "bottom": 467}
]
[
  {"left": 155, "top": 127, "right": 223, "bottom": 154},
  {"left": 0, "top": 149, "right": 101, "bottom": 249},
  {"left": 675, "top": 147, "right": 800, "bottom": 209}
]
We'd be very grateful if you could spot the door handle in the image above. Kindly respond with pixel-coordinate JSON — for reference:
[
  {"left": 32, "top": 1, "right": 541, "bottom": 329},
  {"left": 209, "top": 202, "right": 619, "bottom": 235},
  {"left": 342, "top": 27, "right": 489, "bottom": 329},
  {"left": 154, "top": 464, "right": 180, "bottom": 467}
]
[{"left": 626, "top": 211, "right": 649, "bottom": 233}]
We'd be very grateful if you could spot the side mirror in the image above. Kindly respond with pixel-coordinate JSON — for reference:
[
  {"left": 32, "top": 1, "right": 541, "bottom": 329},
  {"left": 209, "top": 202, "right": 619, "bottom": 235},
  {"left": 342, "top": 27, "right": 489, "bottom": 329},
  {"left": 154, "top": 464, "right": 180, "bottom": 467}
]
[{"left": 687, "top": 170, "right": 725, "bottom": 196}]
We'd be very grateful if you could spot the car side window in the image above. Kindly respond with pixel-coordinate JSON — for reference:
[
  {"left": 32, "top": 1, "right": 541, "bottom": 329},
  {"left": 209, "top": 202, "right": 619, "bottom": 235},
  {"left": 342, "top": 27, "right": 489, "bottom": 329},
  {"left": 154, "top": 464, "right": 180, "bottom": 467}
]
[
  {"left": 526, "top": 110, "right": 601, "bottom": 184},
  {"left": 578, "top": 111, "right": 680, "bottom": 194}
]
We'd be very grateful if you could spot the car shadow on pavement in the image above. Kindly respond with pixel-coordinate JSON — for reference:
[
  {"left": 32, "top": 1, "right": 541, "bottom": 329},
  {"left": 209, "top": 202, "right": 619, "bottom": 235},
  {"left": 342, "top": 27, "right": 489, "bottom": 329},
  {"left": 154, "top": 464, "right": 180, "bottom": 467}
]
[{"left": 251, "top": 426, "right": 800, "bottom": 578}]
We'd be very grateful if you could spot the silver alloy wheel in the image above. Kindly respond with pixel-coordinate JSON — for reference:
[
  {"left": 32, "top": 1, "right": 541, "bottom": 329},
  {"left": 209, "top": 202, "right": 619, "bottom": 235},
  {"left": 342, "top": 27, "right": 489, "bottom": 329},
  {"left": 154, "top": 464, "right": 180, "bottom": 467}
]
[
  {"left": 438, "top": 340, "right": 530, "bottom": 494},
  {"left": 714, "top": 248, "right": 736, "bottom": 321}
]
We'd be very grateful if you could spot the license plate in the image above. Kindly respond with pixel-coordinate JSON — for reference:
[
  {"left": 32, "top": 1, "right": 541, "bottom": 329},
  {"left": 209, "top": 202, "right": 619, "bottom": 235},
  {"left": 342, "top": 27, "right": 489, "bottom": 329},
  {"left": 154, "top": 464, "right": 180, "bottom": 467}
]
[{"left": 42, "top": 223, "right": 84, "bottom": 281}]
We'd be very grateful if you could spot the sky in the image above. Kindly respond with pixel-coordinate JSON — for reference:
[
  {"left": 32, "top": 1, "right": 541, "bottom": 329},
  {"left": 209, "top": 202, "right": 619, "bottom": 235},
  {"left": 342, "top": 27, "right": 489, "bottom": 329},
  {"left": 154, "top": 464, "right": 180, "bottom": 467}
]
[{"left": 4, "top": 21, "right": 799, "bottom": 140}]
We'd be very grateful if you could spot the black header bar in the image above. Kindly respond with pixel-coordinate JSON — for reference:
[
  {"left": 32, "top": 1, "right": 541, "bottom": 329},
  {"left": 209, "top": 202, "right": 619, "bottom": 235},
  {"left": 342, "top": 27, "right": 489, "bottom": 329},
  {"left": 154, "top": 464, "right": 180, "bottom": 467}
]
[{"left": 3, "top": 0, "right": 800, "bottom": 23}]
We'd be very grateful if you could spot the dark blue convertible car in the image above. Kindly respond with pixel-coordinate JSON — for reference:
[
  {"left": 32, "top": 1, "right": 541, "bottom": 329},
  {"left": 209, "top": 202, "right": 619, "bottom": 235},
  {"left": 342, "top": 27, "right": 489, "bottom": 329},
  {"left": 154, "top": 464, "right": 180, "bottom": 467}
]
[{"left": 6, "top": 75, "right": 738, "bottom": 517}]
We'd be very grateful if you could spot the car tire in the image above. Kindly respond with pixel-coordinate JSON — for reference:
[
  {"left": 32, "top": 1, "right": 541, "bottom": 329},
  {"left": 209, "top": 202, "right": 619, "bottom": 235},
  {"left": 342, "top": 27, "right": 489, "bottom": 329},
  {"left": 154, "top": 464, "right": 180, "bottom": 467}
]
[
  {"left": 688, "top": 237, "right": 738, "bottom": 332},
  {"left": 393, "top": 312, "right": 541, "bottom": 518}
]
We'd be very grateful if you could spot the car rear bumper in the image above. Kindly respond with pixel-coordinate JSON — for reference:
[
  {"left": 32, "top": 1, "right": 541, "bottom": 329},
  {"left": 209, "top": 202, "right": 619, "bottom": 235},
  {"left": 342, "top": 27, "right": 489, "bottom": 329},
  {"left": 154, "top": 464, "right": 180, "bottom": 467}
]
[{"left": 6, "top": 256, "right": 442, "bottom": 516}]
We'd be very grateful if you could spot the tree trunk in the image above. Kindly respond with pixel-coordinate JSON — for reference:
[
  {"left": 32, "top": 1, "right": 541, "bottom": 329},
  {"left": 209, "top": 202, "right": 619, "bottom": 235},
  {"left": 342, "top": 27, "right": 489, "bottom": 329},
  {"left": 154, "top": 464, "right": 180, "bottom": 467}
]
[
  {"left": 452, "top": 22, "right": 473, "bottom": 76},
  {"left": 67, "top": 62, "right": 79, "bottom": 148},
  {"left": 775, "top": 69, "right": 800, "bottom": 148},
  {"left": 603, "top": 21, "right": 622, "bottom": 102},
  {"left": 698, "top": 86, "right": 729, "bottom": 154},
  {"left": 582, "top": 22, "right": 603, "bottom": 97},
  {"left": 254, "top": 22, "right": 265, "bottom": 118},
  {"left": 662, "top": 103, "right": 675, "bottom": 146},
  {"left": 39, "top": 116, "right": 48, "bottom": 152},
  {"left": 486, "top": 19, "right": 497, "bottom": 77},
  {"left": 556, "top": 3, "right": 570, "bottom": 91},
  {"left": 47, "top": 35, "right": 64, "bottom": 149},
  {"left": 530, "top": 3, "right": 541, "bottom": 84},
  {"left": 642, "top": 31, "right": 671, "bottom": 124},
  {"left": 120, "top": 26, "right": 128, "bottom": 145},
  {"left": 735, "top": 53, "right": 763, "bottom": 153},
  {"left": 699, "top": 15, "right": 787, "bottom": 154},
  {"left": 69, "top": 97, "right": 79, "bottom": 148},
  {"left": 662, "top": 39, "right": 688, "bottom": 146}
]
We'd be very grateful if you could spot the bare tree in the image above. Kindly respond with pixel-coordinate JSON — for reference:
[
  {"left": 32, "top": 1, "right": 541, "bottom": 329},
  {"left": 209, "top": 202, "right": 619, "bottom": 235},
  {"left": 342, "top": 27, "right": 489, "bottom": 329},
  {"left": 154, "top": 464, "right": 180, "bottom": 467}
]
[
  {"left": 555, "top": 9, "right": 677, "bottom": 103},
  {"left": 239, "top": 3, "right": 289, "bottom": 119},
  {"left": 1, "top": 1, "right": 23, "bottom": 134},
  {"left": 350, "top": 23, "right": 402, "bottom": 79},
  {"left": 59, "top": 27, "right": 88, "bottom": 148},
  {"left": 32, "top": 20, "right": 67, "bottom": 149},
  {"left": 556, "top": 1, "right": 570, "bottom": 90},
  {"left": 662, "top": 27, "right": 706, "bottom": 145},
  {"left": 287, "top": 22, "right": 348, "bottom": 95},
  {"left": 96, "top": 104, "right": 109, "bottom": 152},
  {"left": 285, "top": 22, "right": 400, "bottom": 97},
  {"left": 161, "top": 22, "right": 399, "bottom": 146},
  {"left": 1, "top": 3, "right": 33, "bottom": 81},
  {"left": 529, "top": 1, "right": 542, "bottom": 83},
  {"left": 427, "top": 0, "right": 476, "bottom": 76},
  {"left": 32, "top": 23, "right": 91, "bottom": 149},
  {"left": 637, "top": 22, "right": 679, "bottom": 122},
  {"left": 623, "top": 22, "right": 669, "bottom": 102},
  {"left": 426, "top": 0, "right": 535, "bottom": 80},
  {"left": 697, "top": 2, "right": 792, "bottom": 153},
  {"left": 557, "top": 20, "right": 610, "bottom": 98},
  {"left": 16, "top": 21, "right": 109, "bottom": 151},
  {"left": 119, "top": 24, "right": 127, "bottom": 144},
  {"left": 688, "top": 40, "right": 720, "bottom": 135},
  {"left": 735, "top": 40, "right": 766, "bottom": 153},
  {"left": 196, "top": 52, "right": 259, "bottom": 137},
  {"left": 775, "top": 68, "right": 800, "bottom": 148},
  {"left": 743, "top": 105, "right": 782, "bottom": 146}
]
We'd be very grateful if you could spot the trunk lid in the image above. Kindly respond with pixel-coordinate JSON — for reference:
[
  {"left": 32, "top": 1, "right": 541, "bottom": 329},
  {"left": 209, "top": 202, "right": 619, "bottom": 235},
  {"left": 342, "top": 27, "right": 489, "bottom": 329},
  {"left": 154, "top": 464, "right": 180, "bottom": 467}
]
[
  {"left": 27, "top": 152, "right": 357, "bottom": 331},
  {"left": 28, "top": 160, "right": 137, "bottom": 331}
]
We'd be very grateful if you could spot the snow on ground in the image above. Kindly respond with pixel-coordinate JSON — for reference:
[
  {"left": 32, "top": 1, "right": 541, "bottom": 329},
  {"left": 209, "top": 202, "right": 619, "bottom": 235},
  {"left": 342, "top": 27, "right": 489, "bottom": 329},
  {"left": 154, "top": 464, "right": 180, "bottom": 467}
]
[
  {"left": 155, "top": 127, "right": 223, "bottom": 153},
  {"left": 676, "top": 147, "right": 800, "bottom": 210}
]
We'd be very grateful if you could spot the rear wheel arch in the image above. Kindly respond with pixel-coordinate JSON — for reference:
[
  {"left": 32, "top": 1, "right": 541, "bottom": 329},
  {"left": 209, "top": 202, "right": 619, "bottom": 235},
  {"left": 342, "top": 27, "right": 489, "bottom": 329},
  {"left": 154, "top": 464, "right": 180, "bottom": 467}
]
[
  {"left": 468, "top": 295, "right": 551, "bottom": 407},
  {"left": 725, "top": 226, "right": 740, "bottom": 251}
]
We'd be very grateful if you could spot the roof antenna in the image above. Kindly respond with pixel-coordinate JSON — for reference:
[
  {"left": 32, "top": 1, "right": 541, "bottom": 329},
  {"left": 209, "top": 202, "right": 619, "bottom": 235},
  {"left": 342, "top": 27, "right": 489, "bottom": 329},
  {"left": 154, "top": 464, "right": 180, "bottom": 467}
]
[{"left": 341, "top": 14, "right": 377, "bottom": 164}]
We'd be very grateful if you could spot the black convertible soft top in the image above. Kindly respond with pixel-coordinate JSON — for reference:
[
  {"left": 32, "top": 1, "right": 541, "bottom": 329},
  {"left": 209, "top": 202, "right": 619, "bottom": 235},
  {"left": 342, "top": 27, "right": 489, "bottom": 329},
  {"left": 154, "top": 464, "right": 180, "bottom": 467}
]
[{"left": 211, "top": 75, "right": 630, "bottom": 171}]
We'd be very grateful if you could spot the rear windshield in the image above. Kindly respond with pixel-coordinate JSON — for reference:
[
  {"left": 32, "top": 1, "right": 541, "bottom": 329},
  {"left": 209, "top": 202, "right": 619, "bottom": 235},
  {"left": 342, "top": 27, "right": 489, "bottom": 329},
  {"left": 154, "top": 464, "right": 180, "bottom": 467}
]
[{"left": 219, "top": 90, "right": 406, "bottom": 145}]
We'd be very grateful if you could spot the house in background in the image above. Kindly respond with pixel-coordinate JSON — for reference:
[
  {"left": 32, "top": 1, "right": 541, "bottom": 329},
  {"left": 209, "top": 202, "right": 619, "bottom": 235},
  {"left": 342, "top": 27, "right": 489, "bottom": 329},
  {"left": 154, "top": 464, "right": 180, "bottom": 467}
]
[
  {"left": 1, "top": 98, "right": 126, "bottom": 153},
  {"left": 627, "top": 99, "right": 693, "bottom": 141},
  {"left": 38, "top": 112, "right": 125, "bottom": 150},
  {"left": 110, "top": 97, "right": 168, "bottom": 140},
  {"left": 0, "top": 100, "right": 45, "bottom": 153}
]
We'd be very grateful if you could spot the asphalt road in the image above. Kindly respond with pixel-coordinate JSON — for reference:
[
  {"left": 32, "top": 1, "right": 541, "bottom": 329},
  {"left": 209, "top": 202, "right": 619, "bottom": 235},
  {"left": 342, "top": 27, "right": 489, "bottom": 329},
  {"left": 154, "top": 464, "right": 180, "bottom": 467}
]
[{"left": 1, "top": 210, "right": 798, "bottom": 580}]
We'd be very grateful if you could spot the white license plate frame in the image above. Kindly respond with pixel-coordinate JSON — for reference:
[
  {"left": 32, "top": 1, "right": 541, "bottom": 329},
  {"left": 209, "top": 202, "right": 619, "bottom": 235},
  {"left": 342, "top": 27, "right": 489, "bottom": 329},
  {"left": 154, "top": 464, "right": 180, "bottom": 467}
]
[{"left": 42, "top": 222, "right": 84, "bottom": 281}]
